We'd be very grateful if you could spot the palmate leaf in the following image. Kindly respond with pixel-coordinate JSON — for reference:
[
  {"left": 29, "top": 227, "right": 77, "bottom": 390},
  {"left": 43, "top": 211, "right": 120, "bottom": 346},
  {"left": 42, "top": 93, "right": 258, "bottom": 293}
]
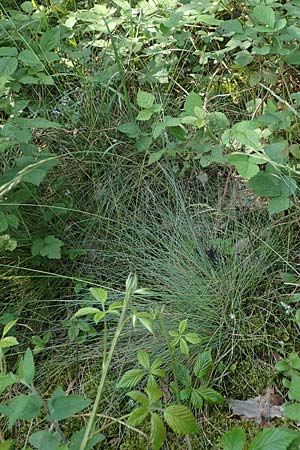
[
  {"left": 163, "top": 405, "right": 198, "bottom": 435},
  {"left": 117, "top": 369, "right": 145, "bottom": 389},
  {"left": 249, "top": 428, "right": 297, "bottom": 450},
  {"left": 221, "top": 427, "right": 246, "bottom": 450},
  {"left": 151, "top": 413, "right": 166, "bottom": 450}
]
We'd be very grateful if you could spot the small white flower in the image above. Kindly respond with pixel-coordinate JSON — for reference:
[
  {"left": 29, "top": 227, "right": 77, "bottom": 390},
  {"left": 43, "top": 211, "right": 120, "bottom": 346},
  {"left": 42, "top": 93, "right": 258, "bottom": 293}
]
[{"left": 230, "top": 313, "right": 235, "bottom": 320}]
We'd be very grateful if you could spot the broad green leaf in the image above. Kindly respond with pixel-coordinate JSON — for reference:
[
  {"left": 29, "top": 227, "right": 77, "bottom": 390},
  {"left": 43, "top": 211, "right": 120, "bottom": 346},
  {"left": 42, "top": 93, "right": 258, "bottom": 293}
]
[
  {"left": 249, "top": 427, "right": 297, "bottom": 450},
  {"left": 94, "top": 311, "right": 105, "bottom": 324},
  {"left": 0, "top": 212, "right": 8, "bottom": 232},
  {"left": 275, "top": 360, "right": 289, "bottom": 372},
  {"left": 0, "top": 336, "right": 18, "bottom": 348},
  {"left": 185, "top": 333, "right": 200, "bottom": 344},
  {"left": 137, "top": 350, "right": 150, "bottom": 369},
  {"left": 117, "top": 369, "right": 145, "bottom": 388},
  {"left": 230, "top": 122, "right": 261, "bottom": 149},
  {"left": 2, "top": 319, "right": 17, "bottom": 337},
  {"left": 29, "top": 431, "right": 61, "bottom": 450},
  {"left": 228, "top": 154, "right": 259, "bottom": 179},
  {"left": 20, "top": 349, "right": 35, "bottom": 385},
  {"left": 0, "top": 440, "right": 14, "bottom": 450},
  {"left": 7, "top": 215, "right": 18, "bottom": 229},
  {"left": 69, "top": 426, "right": 105, "bottom": 450},
  {"left": 221, "top": 427, "right": 246, "bottom": 450},
  {"left": 253, "top": 5, "right": 275, "bottom": 28},
  {"left": 193, "top": 350, "right": 212, "bottom": 378},
  {"left": 180, "top": 338, "right": 189, "bottom": 356},
  {"left": 151, "top": 413, "right": 166, "bottom": 450},
  {"left": 285, "top": 51, "right": 300, "bottom": 65},
  {"left": 268, "top": 197, "right": 291, "bottom": 214},
  {"left": 289, "top": 376, "right": 300, "bottom": 401},
  {"left": 221, "top": 19, "right": 243, "bottom": 34},
  {"left": 0, "top": 57, "right": 18, "bottom": 75},
  {"left": 137, "top": 109, "right": 153, "bottom": 121},
  {"left": 235, "top": 50, "right": 253, "bottom": 67},
  {"left": 284, "top": 403, "right": 300, "bottom": 421},
  {"left": 31, "top": 235, "right": 64, "bottom": 259},
  {"left": 22, "top": 168, "right": 47, "bottom": 186},
  {"left": 137, "top": 90, "right": 155, "bottom": 109},
  {"left": 40, "top": 28, "right": 60, "bottom": 52},
  {"left": 18, "top": 50, "right": 41, "bottom": 66},
  {"left": 138, "top": 316, "right": 154, "bottom": 334},
  {"left": 0, "top": 394, "right": 42, "bottom": 429},
  {"left": 127, "top": 390, "right": 149, "bottom": 406},
  {"left": 49, "top": 393, "right": 91, "bottom": 421},
  {"left": 24, "top": 118, "right": 61, "bottom": 129},
  {"left": 0, "top": 373, "right": 16, "bottom": 394},
  {"left": 127, "top": 406, "right": 149, "bottom": 426},
  {"left": 0, "top": 47, "right": 18, "bottom": 57},
  {"left": 90, "top": 287, "right": 108, "bottom": 305},
  {"left": 179, "top": 319, "right": 187, "bottom": 334},
  {"left": 183, "top": 92, "right": 203, "bottom": 117},
  {"left": 248, "top": 172, "right": 281, "bottom": 197},
  {"left": 74, "top": 307, "right": 100, "bottom": 318},
  {"left": 164, "top": 404, "right": 198, "bottom": 435},
  {"left": 190, "top": 389, "right": 204, "bottom": 409},
  {"left": 148, "top": 150, "right": 164, "bottom": 165},
  {"left": 118, "top": 122, "right": 140, "bottom": 138},
  {"left": 197, "top": 387, "right": 224, "bottom": 404},
  {"left": 264, "top": 142, "right": 288, "bottom": 164}
]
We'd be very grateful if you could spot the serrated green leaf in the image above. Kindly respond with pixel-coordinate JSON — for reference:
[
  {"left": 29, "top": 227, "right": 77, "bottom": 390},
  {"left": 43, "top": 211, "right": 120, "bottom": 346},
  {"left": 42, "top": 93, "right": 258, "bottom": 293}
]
[
  {"left": 138, "top": 316, "right": 154, "bottom": 334},
  {"left": 137, "top": 350, "right": 151, "bottom": 369},
  {"left": 249, "top": 427, "right": 297, "bottom": 450},
  {"left": 193, "top": 350, "right": 212, "bottom": 378},
  {"left": 127, "top": 406, "right": 149, "bottom": 426},
  {"left": 190, "top": 389, "right": 204, "bottom": 409},
  {"left": 118, "top": 122, "right": 140, "bottom": 138},
  {"left": 221, "top": 427, "right": 246, "bottom": 450},
  {"left": 0, "top": 57, "right": 18, "bottom": 75},
  {"left": 90, "top": 287, "right": 108, "bottom": 305},
  {"left": 151, "top": 413, "right": 166, "bottom": 450},
  {"left": 197, "top": 387, "right": 224, "bottom": 404},
  {"left": 0, "top": 439, "right": 14, "bottom": 450},
  {"left": 117, "top": 369, "right": 145, "bottom": 388},
  {"left": 94, "top": 311, "right": 105, "bottom": 324},
  {"left": 126, "top": 390, "right": 149, "bottom": 406},
  {"left": 164, "top": 404, "right": 198, "bottom": 435}
]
